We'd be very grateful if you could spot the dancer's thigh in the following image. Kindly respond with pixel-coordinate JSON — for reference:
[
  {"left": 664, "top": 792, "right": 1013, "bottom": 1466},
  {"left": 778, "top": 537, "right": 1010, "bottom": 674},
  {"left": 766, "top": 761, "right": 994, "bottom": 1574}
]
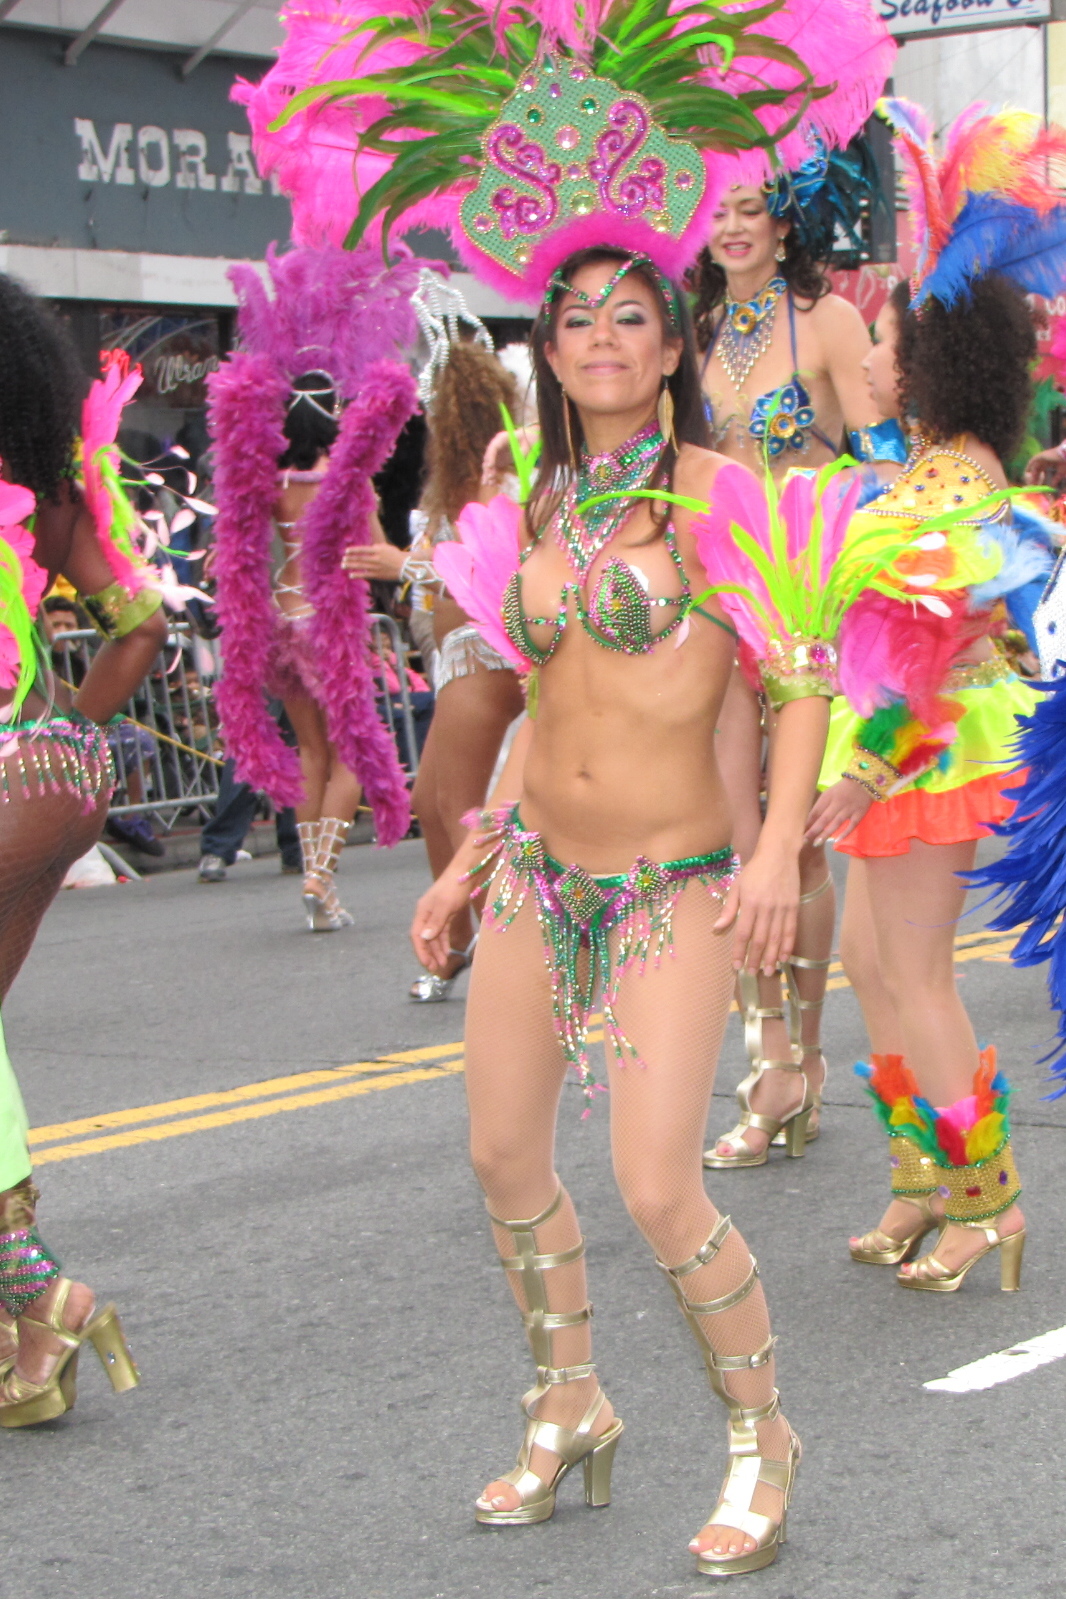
[
  {"left": 864, "top": 838, "right": 976, "bottom": 988},
  {"left": 464, "top": 894, "right": 570, "bottom": 1213},
  {"left": 0, "top": 785, "right": 110, "bottom": 1000},
  {"left": 607, "top": 882, "right": 736, "bottom": 1240}
]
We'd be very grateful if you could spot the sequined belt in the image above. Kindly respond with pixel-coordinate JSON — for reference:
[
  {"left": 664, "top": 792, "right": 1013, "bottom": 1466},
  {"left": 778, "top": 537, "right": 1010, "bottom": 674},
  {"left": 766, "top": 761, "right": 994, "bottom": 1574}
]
[
  {"left": 475, "top": 805, "right": 739, "bottom": 1105},
  {"left": 0, "top": 713, "right": 114, "bottom": 814},
  {"left": 942, "top": 655, "right": 1016, "bottom": 692}
]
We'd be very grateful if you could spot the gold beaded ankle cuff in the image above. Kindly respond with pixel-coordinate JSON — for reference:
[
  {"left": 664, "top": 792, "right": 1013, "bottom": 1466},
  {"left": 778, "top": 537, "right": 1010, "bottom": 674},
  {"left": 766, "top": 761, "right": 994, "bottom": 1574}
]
[
  {"left": 889, "top": 1135, "right": 938, "bottom": 1198},
  {"left": 933, "top": 1139, "right": 1021, "bottom": 1224}
]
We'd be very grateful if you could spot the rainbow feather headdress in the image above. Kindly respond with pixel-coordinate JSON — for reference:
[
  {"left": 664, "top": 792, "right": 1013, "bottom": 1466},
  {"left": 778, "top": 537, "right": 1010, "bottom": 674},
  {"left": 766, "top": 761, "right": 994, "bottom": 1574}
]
[
  {"left": 239, "top": 0, "right": 894, "bottom": 303},
  {"left": 880, "top": 96, "right": 1066, "bottom": 308}
]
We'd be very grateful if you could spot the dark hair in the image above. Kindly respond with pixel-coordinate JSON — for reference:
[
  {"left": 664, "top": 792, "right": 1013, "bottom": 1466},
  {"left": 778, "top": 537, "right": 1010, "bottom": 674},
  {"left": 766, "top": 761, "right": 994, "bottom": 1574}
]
[
  {"left": 892, "top": 274, "right": 1035, "bottom": 465},
  {"left": 529, "top": 248, "right": 709, "bottom": 534},
  {"left": 278, "top": 369, "right": 339, "bottom": 470},
  {"left": 0, "top": 272, "right": 84, "bottom": 501},
  {"left": 689, "top": 229, "right": 830, "bottom": 354}
]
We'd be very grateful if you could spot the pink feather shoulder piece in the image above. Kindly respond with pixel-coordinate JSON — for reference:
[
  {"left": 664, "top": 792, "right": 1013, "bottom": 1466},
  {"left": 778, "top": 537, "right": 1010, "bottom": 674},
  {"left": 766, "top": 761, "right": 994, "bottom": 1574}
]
[{"left": 433, "top": 497, "right": 531, "bottom": 672}]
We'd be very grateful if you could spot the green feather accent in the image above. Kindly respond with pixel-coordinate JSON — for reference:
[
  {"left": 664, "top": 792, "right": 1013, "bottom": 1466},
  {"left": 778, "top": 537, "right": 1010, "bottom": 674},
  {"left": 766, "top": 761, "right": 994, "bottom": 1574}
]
[
  {"left": 501, "top": 404, "right": 541, "bottom": 505},
  {"left": 854, "top": 700, "right": 912, "bottom": 760},
  {"left": 0, "top": 531, "right": 41, "bottom": 714}
]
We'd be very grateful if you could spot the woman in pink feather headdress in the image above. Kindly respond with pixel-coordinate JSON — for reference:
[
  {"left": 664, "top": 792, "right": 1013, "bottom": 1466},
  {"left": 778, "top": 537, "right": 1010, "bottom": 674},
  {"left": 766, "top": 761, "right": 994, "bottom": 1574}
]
[{"left": 0, "top": 274, "right": 167, "bottom": 1426}]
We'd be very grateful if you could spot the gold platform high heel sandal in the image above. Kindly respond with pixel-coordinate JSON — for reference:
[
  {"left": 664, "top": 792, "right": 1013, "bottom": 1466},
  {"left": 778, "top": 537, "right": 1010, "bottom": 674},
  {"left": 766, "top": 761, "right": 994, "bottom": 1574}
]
[
  {"left": 475, "top": 1187, "right": 623, "bottom": 1527},
  {"left": 658, "top": 1216, "right": 799, "bottom": 1578},
  {"left": 899, "top": 1220, "right": 1025, "bottom": 1293},
  {"left": 704, "top": 969, "right": 813, "bottom": 1169},
  {"left": 850, "top": 1191, "right": 941, "bottom": 1266},
  {"left": 0, "top": 1281, "right": 139, "bottom": 1428},
  {"left": 770, "top": 874, "right": 833, "bottom": 1149}
]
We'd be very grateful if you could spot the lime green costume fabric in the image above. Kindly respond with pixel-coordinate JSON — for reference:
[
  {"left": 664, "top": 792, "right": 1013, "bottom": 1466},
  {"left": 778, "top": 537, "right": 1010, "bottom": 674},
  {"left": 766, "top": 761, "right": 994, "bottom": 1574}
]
[
  {"left": 820, "top": 669, "right": 1037, "bottom": 795},
  {"left": 0, "top": 1010, "right": 30, "bottom": 1191}
]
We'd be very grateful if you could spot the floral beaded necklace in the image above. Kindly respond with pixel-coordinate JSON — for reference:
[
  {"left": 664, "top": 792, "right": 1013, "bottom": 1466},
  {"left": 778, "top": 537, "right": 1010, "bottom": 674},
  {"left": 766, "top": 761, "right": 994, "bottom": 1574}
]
[
  {"left": 556, "top": 419, "right": 664, "bottom": 580},
  {"left": 715, "top": 275, "right": 787, "bottom": 391}
]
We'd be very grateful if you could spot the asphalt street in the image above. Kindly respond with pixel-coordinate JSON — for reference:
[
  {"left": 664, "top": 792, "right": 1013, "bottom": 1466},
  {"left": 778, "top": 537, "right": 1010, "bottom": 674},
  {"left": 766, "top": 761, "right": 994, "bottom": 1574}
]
[{"left": 1, "top": 837, "right": 1063, "bottom": 1599}]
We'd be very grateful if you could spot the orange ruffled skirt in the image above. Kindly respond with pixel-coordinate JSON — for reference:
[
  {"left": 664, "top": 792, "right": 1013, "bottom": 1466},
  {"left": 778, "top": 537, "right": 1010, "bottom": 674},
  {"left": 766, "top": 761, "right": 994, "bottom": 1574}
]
[{"left": 820, "top": 662, "right": 1037, "bottom": 859}]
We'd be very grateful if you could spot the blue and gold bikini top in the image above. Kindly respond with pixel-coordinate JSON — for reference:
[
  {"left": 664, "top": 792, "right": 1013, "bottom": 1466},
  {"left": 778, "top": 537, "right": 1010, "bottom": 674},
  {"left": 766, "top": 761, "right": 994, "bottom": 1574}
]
[
  {"left": 501, "top": 521, "right": 736, "bottom": 666},
  {"left": 702, "top": 293, "right": 837, "bottom": 460}
]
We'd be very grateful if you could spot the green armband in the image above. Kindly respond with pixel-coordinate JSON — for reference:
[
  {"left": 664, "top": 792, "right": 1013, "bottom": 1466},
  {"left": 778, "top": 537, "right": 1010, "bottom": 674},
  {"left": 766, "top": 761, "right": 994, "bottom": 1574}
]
[
  {"left": 760, "top": 637, "right": 839, "bottom": 711},
  {"left": 81, "top": 580, "right": 163, "bottom": 640}
]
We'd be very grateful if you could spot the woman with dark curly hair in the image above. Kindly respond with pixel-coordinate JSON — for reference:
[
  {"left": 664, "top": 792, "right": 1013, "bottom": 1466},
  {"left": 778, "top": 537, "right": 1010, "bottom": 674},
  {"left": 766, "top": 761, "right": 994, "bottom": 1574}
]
[
  {"left": 807, "top": 258, "right": 1044, "bottom": 1291},
  {"left": 0, "top": 272, "right": 166, "bottom": 1422},
  {"left": 345, "top": 340, "right": 526, "bottom": 1000},
  {"left": 698, "top": 173, "right": 898, "bottom": 1172}
]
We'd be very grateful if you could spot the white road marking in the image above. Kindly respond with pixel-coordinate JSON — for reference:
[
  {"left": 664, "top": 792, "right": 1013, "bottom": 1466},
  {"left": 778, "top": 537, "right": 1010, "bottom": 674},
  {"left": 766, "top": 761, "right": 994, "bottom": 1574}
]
[{"left": 925, "top": 1326, "right": 1066, "bottom": 1393}]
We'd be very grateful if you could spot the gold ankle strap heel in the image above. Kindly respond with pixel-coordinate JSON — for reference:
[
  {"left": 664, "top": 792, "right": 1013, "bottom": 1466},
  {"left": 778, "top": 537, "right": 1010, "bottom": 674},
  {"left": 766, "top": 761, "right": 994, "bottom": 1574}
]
[
  {"left": 0, "top": 1280, "right": 139, "bottom": 1428},
  {"left": 850, "top": 1191, "right": 941, "bottom": 1265},
  {"left": 476, "top": 1187, "right": 623, "bottom": 1526},
  {"left": 704, "top": 970, "right": 811, "bottom": 1169},
  {"left": 658, "top": 1217, "right": 799, "bottom": 1577}
]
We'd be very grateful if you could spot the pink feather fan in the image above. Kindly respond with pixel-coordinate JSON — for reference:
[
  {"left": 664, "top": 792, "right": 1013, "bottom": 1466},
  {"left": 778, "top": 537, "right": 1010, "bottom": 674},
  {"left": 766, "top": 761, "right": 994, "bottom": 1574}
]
[
  {"left": 433, "top": 497, "right": 531, "bottom": 671},
  {"left": 80, "top": 349, "right": 146, "bottom": 591}
]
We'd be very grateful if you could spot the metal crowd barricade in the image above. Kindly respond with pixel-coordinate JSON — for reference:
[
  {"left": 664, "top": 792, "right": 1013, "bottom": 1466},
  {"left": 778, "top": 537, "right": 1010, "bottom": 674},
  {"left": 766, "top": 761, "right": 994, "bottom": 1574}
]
[{"left": 48, "top": 612, "right": 422, "bottom": 832}]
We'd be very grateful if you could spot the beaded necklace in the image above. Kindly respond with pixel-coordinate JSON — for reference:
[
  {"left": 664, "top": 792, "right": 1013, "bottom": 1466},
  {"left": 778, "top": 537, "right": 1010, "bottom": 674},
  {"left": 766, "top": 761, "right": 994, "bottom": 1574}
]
[
  {"left": 556, "top": 419, "right": 664, "bottom": 580},
  {"left": 716, "top": 275, "right": 787, "bottom": 391}
]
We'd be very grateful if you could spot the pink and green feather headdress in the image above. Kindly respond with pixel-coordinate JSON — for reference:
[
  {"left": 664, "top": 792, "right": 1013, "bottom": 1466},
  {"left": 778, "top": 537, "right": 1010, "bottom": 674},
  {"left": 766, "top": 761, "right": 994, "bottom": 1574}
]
[
  {"left": 239, "top": 0, "right": 894, "bottom": 303},
  {"left": 880, "top": 97, "right": 1066, "bottom": 309}
]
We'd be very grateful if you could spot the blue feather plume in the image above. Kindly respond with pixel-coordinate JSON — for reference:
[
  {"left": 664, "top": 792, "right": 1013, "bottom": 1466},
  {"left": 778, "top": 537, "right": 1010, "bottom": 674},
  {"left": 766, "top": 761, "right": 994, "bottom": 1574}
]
[
  {"left": 920, "top": 194, "right": 1066, "bottom": 308},
  {"left": 969, "top": 509, "right": 1053, "bottom": 611},
  {"left": 968, "top": 674, "right": 1066, "bottom": 1091}
]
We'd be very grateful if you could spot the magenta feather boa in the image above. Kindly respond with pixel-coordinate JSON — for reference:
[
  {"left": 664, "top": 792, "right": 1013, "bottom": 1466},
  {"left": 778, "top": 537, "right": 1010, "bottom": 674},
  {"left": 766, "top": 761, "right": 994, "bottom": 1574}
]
[
  {"left": 208, "top": 352, "right": 417, "bottom": 845},
  {"left": 299, "top": 359, "right": 417, "bottom": 847}
]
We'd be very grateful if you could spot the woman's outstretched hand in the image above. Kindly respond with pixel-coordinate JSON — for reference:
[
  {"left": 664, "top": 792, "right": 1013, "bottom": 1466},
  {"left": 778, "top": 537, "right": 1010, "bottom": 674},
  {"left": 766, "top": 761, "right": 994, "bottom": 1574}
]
[
  {"left": 806, "top": 778, "right": 873, "bottom": 847},
  {"left": 715, "top": 843, "right": 800, "bottom": 975},
  {"left": 410, "top": 870, "right": 473, "bottom": 974}
]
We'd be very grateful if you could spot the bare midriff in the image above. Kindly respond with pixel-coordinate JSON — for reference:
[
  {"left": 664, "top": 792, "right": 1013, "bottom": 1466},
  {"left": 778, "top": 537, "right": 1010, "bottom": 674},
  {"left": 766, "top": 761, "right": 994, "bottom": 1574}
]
[{"left": 519, "top": 516, "right": 736, "bottom": 873}]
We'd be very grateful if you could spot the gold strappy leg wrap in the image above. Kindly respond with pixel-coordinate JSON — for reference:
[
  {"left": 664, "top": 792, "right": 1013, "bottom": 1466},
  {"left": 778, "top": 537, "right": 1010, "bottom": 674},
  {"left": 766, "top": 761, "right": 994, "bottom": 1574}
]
[
  {"left": 0, "top": 1279, "right": 140, "bottom": 1428},
  {"left": 771, "top": 873, "right": 832, "bottom": 1149},
  {"left": 704, "top": 969, "right": 812, "bottom": 1169},
  {"left": 476, "top": 1186, "right": 623, "bottom": 1526},
  {"left": 658, "top": 1216, "right": 799, "bottom": 1577}
]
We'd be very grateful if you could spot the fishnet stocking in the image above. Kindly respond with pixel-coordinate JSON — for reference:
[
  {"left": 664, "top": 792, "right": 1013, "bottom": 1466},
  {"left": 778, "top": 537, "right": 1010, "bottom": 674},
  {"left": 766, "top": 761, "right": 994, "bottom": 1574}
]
[{"left": 464, "top": 873, "right": 791, "bottom": 1552}]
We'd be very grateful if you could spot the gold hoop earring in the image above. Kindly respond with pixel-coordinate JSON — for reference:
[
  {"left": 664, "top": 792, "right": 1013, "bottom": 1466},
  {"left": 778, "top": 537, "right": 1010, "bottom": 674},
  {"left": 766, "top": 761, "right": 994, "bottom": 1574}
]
[
  {"left": 657, "top": 381, "right": 677, "bottom": 451},
  {"left": 775, "top": 240, "right": 787, "bottom": 263},
  {"left": 561, "top": 384, "right": 577, "bottom": 469}
]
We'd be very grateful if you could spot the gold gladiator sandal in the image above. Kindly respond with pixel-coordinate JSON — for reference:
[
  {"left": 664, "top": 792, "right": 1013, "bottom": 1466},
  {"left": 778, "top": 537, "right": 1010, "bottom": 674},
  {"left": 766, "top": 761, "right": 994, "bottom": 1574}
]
[
  {"left": 658, "top": 1216, "right": 799, "bottom": 1578},
  {"left": 770, "top": 874, "right": 833, "bottom": 1149},
  {"left": 303, "top": 816, "right": 355, "bottom": 932},
  {"left": 476, "top": 1187, "right": 623, "bottom": 1527},
  {"left": 0, "top": 1280, "right": 139, "bottom": 1428},
  {"left": 704, "top": 970, "right": 813, "bottom": 1169},
  {"left": 899, "top": 1137, "right": 1024, "bottom": 1293},
  {"left": 850, "top": 1135, "right": 941, "bottom": 1265}
]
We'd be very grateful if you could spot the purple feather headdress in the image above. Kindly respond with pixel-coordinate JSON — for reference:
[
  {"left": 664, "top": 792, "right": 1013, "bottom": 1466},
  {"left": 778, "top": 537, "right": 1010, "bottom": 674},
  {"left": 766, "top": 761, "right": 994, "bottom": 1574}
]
[{"left": 208, "top": 243, "right": 420, "bottom": 845}]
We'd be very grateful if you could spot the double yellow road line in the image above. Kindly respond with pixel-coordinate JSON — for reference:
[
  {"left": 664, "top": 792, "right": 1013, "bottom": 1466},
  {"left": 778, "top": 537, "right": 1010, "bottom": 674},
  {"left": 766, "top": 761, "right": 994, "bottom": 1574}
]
[{"left": 27, "top": 927, "right": 1017, "bottom": 1166}]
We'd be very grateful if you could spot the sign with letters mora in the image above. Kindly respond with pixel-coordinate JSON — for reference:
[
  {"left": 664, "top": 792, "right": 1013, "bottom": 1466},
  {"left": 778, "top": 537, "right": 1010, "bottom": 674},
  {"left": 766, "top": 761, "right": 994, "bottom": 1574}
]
[
  {"left": 880, "top": 0, "right": 1050, "bottom": 37},
  {"left": 0, "top": 27, "right": 290, "bottom": 260}
]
